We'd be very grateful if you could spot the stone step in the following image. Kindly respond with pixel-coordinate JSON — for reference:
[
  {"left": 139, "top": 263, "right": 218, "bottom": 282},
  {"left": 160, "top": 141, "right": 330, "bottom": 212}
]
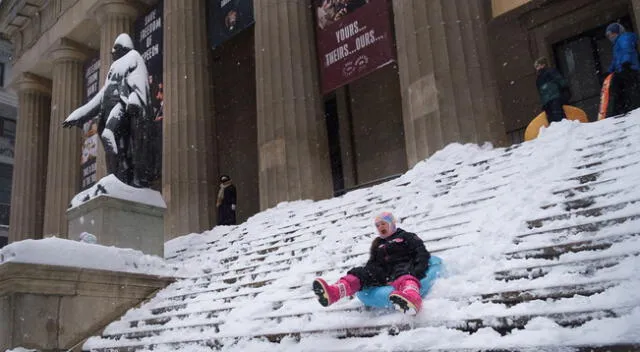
[
  {"left": 433, "top": 182, "right": 508, "bottom": 198},
  {"left": 170, "top": 231, "right": 474, "bottom": 292},
  {"left": 167, "top": 208, "right": 367, "bottom": 262},
  {"left": 579, "top": 143, "right": 633, "bottom": 161},
  {"left": 517, "top": 213, "right": 640, "bottom": 239},
  {"left": 495, "top": 251, "right": 640, "bottom": 282},
  {"left": 319, "top": 344, "right": 640, "bottom": 352},
  {"left": 252, "top": 280, "right": 627, "bottom": 323},
  {"left": 526, "top": 197, "right": 640, "bottom": 229},
  {"left": 566, "top": 160, "right": 640, "bottom": 185},
  {"left": 173, "top": 218, "right": 638, "bottom": 298},
  {"left": 172, "top": 212, "right": 640, "bottom": 300},
  {"left": 576, "top": 150, "right": 640, "bottom": 170},
  {"left": 174, "top": 195, "right": 491, "bottom": 264},
  {"left": 209, "top": 214, "right": 639, "bottom": 291},
  {"left": 90, "top": 305, "right": 636, "bottom": 351},
  {"left": 180, "top": 208, "right": 475, "bottom": 273},
  {"left": 129, "top": 274, "right": 629, "bottom": 335},
  {"left": 582, "top": 121, "right": 637, "bottom": 142},
  {"left": 506, "top": 231, "right": 639, "bottom": 260},
  {"left": 125, "top": 241, "right": 631, "bottom": 329},
  {"left": 541, "top": 188, "right": 626, "bottom": 211},
  {"left": 552, "top": 177, "right": 619, "bottom": 197},
  {"left": 159, "top": 242, "right": 466, "bottom": 303},
  {"left": 436, "top": 151, "right": 637, "bottom": 202},
  {"left": 577, "top": 132, "right": 636, "bottom": 151}
]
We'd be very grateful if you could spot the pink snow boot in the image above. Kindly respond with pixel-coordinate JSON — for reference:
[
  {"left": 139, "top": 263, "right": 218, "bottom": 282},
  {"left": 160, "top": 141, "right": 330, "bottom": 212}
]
[
  {"left": 313, "top": 274, "right": 361, "bottom": 307},
  {"left": 389, "top": 275, "right": 422, "bottom": 315}
]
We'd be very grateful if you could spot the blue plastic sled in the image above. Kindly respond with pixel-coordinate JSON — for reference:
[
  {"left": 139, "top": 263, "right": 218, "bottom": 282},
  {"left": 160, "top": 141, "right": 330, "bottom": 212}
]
[{"left": 355, "top": 256, "right": 443, "bottom": 308}]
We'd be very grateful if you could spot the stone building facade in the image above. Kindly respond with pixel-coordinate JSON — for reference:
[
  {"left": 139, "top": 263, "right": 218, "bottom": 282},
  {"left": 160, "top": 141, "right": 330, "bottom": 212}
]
[
  {"left": 490, "top": 0, "right": 640, "bottom": 142},
  {"left": 0, "top": 0, "right": 635, "bottom": 243}
]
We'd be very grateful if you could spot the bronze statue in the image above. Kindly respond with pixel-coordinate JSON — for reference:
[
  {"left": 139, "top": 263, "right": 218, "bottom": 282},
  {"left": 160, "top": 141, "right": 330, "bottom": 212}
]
[{"left": 63, "top": 33, "right": 159, "bottom": 188}]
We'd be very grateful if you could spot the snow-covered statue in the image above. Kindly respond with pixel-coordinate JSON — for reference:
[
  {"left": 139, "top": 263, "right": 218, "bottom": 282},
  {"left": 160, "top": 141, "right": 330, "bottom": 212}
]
[{"left": 63, "top": 33, "right": 158, "bottom": 188}]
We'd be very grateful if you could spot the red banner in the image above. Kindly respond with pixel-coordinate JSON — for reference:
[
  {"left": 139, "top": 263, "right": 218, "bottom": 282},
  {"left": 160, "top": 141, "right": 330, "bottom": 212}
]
[{"left": 314, "top": 0, "right": 395, "bottom": 93}]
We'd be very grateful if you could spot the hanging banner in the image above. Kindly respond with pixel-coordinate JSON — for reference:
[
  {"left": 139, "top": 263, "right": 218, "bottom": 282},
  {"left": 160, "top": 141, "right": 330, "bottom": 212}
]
[
  {"left": 134, "top": 0, "right": 163, "bottom": 183},
  {"left": 314, "top": 0, "right": 396, "bottom": 93},
  {"left": 81, "top": 56, "right": 100, "bottom": 190},
  {"left": 208, "top": 0, "right": 255, "bottom": 48}
]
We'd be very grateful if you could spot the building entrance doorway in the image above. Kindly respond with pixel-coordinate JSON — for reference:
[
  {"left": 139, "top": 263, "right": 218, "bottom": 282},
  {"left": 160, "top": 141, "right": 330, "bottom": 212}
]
[
  {"left": 553, "top": 17, "right": 633, "bottom": 120},
  {"left": 324, "top": 95, "right": 345, "bottom": 195}
]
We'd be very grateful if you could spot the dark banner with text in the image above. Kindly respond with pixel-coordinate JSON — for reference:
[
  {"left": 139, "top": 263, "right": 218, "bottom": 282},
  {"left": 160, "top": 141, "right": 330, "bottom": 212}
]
[
  {"left": 81, "top": 56, "right": 100, "bottom": 190},
  {"left": 134, "top": 0, "right": 163, "bottom": 183},
  {"left": 208, "top": 0, "right": 254, "bottom": 48},
  {"left": 314, "top": 0, "right": 395, "bottom": 93}
]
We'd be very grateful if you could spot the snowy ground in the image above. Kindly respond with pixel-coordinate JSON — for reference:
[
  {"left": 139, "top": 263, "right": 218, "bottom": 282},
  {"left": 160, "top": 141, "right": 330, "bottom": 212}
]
[{"left": 4, "top": 113, "right": 640, "bottom": 352}]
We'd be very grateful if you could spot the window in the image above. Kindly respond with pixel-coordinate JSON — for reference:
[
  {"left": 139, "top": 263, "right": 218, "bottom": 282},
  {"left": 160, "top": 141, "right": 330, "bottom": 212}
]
[
  {"left": 0, "top": 162, "right": 12, "bottom": 204},
  {"left": 0, "top": 162, "right": 11, "bottom": 226},
  {"left": 0, "top": 62, "right": 4, "bottom": 87},
  {"left": 0, "top": 118, "right": 15, "bottom": 139}
]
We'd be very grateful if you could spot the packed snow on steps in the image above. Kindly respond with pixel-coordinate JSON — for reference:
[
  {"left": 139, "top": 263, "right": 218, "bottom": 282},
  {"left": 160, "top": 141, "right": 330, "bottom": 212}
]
[
  {"left": 88, "top": 114, "right": 640, "bottom": 351},
  {"left": 11, "top": 113, "right": 636, "bottom": 351}
]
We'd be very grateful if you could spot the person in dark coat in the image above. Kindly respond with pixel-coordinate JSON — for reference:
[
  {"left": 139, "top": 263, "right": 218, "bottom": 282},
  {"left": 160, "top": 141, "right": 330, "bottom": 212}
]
[
  {"left": 534, "top": 57, "right": 569, "bottom": 123},
  {"left": 216, "top": 175, "right": 237, "bottom": 225},
  {"left": 604, "top": 23, "right": 640, "bottom": 117},
  {"left": 313, "top": 212, "right": 431, "bottom": 314}
]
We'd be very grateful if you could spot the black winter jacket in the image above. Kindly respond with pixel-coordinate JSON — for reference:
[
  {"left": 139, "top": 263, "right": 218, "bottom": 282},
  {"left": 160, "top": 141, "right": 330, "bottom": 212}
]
[
  {"left": 217, "top": 184, "right": 237, "bottom": 225},
  {"left": 536, "top": 67, "right": 569, "bottom": 106},
  {"left": 365, "top": 228, "right": 431, "bottom": 280}
]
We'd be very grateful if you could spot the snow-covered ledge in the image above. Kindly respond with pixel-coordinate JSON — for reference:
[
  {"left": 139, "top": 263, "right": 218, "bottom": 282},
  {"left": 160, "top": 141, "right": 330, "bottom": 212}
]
[
  {"left": 67, "top": 175, "right": 166, "bottom": 257},
  {"left": 0, "top": 238, "right": 182, "bottom": 352}
]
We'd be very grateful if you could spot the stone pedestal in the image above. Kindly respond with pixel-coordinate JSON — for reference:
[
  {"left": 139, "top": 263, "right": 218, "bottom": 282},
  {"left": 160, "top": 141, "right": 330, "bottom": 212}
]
[
  {"left": 67, "top": 196, "right": 165, "bottom": 257},
  {"left": 0, "top": 262, "right": 173, "bottom": 351}
]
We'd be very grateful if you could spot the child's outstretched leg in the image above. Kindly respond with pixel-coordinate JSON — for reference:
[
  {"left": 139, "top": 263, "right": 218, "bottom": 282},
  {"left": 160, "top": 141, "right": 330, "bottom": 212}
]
[
  {"left": 313, "top": 274, "right": 361, "bottom": 307},
  {"left": 389, "top": 275, "right": 422, "bottom": 315}
]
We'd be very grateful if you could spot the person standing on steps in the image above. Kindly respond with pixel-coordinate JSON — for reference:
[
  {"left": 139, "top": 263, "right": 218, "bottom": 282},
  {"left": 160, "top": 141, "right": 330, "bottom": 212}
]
[
  {"left": 603, "top": 23, "right": 640, "bottom": 117},
  {"left": 534, "top": 57, "right": 570, "bottom": 123},
  {"left": 312, "top": 211, "right": 431, "bottom": 315},
  {"left": 216, "top": 175, "right": 237, "bottom": 226}
]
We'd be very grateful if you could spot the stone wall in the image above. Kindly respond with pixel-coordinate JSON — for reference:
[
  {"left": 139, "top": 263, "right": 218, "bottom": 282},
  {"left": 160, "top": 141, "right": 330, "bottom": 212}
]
[{"left": 0, "top": 262, "right": 173, "bottom": 351}]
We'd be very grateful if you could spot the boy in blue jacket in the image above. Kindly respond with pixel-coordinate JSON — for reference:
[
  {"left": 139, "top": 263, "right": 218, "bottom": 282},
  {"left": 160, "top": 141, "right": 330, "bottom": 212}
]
[{"left": 605, "top": 23, "right": 640, "bottom": 116}]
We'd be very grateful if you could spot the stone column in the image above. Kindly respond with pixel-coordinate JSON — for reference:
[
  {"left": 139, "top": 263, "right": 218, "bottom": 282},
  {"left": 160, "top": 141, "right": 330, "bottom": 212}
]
[
  {"left": 93, "top": 0, "right": 139, "bottom": 180},
  {"left": 254, "top": 0, "right": 332, "bottom": 210},
  {"left": 8, "top": 74, "right": 51, "bottom": 243},
  {"left": 392, "top": 0, "right": 506, "bottom": 166},
  {"left": 42, "top": 40, "right": 88, "bottom": 237},
  {"left": 633, "top": 0, "right": 640, "bottom": 33},
  {"left": 163, "top": 0, "right": 217, "bottom": 239}
]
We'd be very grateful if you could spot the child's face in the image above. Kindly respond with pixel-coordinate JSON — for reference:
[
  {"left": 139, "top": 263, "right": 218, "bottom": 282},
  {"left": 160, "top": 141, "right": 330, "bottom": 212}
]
[{"left": 375, "top": 221, "right": 391, "bottom": 236}]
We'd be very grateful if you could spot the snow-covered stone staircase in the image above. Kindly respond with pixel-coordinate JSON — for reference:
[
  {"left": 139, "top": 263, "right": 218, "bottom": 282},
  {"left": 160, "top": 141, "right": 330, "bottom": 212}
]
[{"left": 84, "top": 115, "right": 640, "bottom": 351}]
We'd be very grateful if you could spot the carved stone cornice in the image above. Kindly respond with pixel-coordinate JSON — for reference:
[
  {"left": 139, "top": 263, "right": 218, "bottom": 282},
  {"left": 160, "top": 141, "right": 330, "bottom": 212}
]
[
  {"left": 12, "top": 72, "right": 51, "bottom": 95},
  {"left": 47, "top": 37, "right": 95, "bottom": 63},
  {"left": 90, "top": 0, "right": 141, "bottom": 26}
]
